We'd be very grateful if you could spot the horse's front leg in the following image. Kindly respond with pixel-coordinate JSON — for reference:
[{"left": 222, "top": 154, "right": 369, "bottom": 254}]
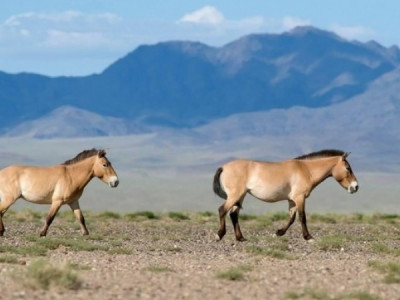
[
  {"left": 295, "top": 196, "right": 313, "bottom": 241},
  {"left": 69, "top": 200, "right": 89, "bottom": 235},
  {"left": 0, "top": 212, "right": 5, "bottom": 236},
  {"left": 275, "top": 200, "right": 297, "bottom": 236},
  {"left": 40, "top": 200, "right": 63, "bottom": 237}
]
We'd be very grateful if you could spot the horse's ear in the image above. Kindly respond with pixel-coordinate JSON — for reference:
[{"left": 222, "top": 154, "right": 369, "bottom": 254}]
[
  {"left": 343, "top": 152, "right": 350, "bottom": 159},
  {"left": 98, "top": 149, "right": 107, "bottom": 158}
]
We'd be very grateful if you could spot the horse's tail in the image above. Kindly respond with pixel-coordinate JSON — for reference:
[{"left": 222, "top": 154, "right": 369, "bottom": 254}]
[{"left": 213, "top": 167, "right": 227, "bottom": 199}]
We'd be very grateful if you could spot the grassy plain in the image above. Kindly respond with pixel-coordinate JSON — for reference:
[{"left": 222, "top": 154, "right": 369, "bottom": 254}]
[{"left": 0, "top": 210, "right": 399, "bottom": 299}]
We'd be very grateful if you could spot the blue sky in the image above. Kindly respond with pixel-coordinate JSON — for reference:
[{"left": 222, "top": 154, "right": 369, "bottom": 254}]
[{"left": 1, "top": 1, "right": 399, "bottom": 76}]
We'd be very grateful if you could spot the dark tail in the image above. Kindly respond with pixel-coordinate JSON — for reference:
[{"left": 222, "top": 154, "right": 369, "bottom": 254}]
[{"left": 213, "top": 167, "right": 227, "bottom": 199}]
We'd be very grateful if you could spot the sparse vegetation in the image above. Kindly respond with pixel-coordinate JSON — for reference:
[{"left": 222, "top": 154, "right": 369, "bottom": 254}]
[
  {"left": 98, "top": 211, "right": 122, "bottom": 220},
  {"left": 286, "top": 288, "right": 381, "bottom": 300},
  {"left": 216, "top": 264, "right": 253, "bottom": 281},
  {"left": 0, "top": 211, "right": 398, "bottom": 299},
  {"left": 368, "top": 260, "right": 400, "bottom": 284},
  {"left": 316, "top": 234, "right": 346, "bottom": 251},
  {"left": 0, "top": 255, "right": 19, "bottom": 264},
  {"left": 246, "top": 236, "right": 292, "bottom": 259},
  {"left": 372, "top": 243, "right": 400, "bottom": 256},
  {"left": 16, "top": 259, "right": 82, "bottom": 290},
  {"left": 125, "top": 211, "right": 159, "bottom": 220},
  {"left": 146, "top": 265, "right": 174, "bottom": 273},
  {"left": 168, "top": 211, "right": 190, "bottom": 220}
]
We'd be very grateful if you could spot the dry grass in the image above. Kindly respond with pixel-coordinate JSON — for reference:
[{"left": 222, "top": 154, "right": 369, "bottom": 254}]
[{"left": 0, "top": 210, "right": 399, "bottom": 299}]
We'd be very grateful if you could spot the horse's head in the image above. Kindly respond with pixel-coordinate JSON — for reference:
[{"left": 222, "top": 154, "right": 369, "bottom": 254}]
[
  {"left": 332, "top": 152, "right": 358, "bottom": 193},
  {"left": 93, "top": 150, "right": 119, "bottom": 188}
]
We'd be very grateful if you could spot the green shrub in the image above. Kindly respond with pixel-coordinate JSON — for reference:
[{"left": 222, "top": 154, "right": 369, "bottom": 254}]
[
  {"left": 125, "top": 211, "right": 159, "bottom": 220},
  {"left": 317, "top": 235, "right": 345, "bottom": 251},
  {"left": 168, "top": 212, "right": 189, "bottom": 221}
]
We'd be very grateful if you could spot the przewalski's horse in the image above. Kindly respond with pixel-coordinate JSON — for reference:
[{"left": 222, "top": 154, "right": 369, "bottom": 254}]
[
  {"left": 213, "top": 149, "right": 358, "bottom": 241},
  {"left": 0, "top": 149, "right": 119, "bottom": 236}
]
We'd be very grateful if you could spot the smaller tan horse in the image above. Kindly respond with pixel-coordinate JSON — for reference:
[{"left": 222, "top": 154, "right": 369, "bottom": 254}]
[
  {"left": 0, "top": 149, "right": 119, "bottom": 236},
  {"left": 213, "top": 149, "right": 358, "bottom": 241}
]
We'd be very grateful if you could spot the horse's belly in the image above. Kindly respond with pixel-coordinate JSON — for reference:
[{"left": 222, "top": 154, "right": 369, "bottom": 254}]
[
  {"left": 249, "top": 187, "right": 288, "bottom": 202},
  {"left": 21, "top": 191, "right": 53, "bottom": 204}
]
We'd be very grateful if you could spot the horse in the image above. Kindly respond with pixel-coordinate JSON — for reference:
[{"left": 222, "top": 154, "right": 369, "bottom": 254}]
[
  {"left": 0, "top": 148, "right": 119, "bottom": 237},
  {"left": 213, "top": 149, "right": 358, "bottom": 241}
]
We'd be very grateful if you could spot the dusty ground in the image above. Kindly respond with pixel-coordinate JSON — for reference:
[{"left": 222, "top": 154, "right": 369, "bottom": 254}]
[{"left": 0, "top": 211, "right": 399, "bottom": 300}]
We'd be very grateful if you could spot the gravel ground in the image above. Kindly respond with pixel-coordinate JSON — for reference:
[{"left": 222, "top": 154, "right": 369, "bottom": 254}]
[{"left": 0, "top": 212, "right": 399, "bottom": 300}]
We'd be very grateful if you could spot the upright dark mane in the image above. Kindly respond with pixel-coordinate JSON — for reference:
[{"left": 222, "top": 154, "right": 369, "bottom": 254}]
[
  {"left": 295, "top": 149, "right": 345, "bottom": 160},
  {"left": 62, "top": 148, "right": 106, "bottom": 165}
]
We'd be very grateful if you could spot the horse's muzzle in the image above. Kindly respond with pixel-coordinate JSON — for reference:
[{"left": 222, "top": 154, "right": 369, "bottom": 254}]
[
  {"left": 109, "top": 176, "right": 119, "bottom": 188},
  {"left": 348, "top": 181, "right": 359, "bottom": 194}
]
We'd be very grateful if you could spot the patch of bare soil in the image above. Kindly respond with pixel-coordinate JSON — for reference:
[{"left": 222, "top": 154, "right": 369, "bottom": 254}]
[{"left": 0, "top": 212, "right": 399, "bottom": 300}]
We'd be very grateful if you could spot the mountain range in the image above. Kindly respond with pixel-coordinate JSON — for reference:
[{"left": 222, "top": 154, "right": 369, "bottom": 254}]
[{"left": 1, "top": 25, "right": 400, "bottom": 134}]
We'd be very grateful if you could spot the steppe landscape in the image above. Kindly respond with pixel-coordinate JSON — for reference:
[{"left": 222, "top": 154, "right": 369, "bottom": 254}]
[
  {"left": 1, "top": 20, "right": 400, "bottom": 300},
  {"left": 0, "top": 136, "right": 399, "bottom": 300},
  {"left": 0, "top": 210, "right": 400, "bottom": 300}
]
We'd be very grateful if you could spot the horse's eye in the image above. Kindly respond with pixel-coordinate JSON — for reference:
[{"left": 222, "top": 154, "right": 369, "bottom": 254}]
[{"left": 102, "top": 163, "right": 107, "bottom": 167}]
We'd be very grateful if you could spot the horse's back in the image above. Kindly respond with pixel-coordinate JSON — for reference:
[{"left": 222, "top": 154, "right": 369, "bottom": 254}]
[
  {"left": 0, "top": 164, "right": 65, "bottom": 202},
  {"left": 220, "top": 158, "right": 283, "bottom": 188},
  {"left": 222, "top": 158, "right": 298, "bottom": 177}
]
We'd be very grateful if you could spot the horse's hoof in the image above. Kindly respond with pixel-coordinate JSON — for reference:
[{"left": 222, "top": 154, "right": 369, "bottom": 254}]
[
  {"left": 307, "top": 238, "right": 315, "bottom": 243},
  {"left": 215, "top": 234, "right": 222, "bottom": 241}
]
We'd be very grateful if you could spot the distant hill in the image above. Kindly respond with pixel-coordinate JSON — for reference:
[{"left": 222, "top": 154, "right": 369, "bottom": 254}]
[
  {"left": 1, "top": 26, "right": 400, "bottom": 132},
  {"left": 3, "top": 106, "right": 145, "bottom": 139}
]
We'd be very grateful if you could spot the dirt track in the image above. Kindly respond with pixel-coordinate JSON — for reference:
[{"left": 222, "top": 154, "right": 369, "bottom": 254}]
[{"left": 0, "top": 211, "right": 399, "bottom": 300}]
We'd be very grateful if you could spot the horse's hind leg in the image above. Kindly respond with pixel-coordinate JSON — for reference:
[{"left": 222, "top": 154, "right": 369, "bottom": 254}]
[
  {"left": 275, "top": 200, "right": 297, "bottom": 237},
  {"left": 217, "top": 204, "right": 227, "bottom": 240},
  {"left": 229, "top": 202, "right": 246, "bottom": 241},
  {"left": 40, "top": 200, "right": 63, "bottom": 237},
  {"left": 0, "top": 196, "right": 17, "bottom": 236},
  {"left": 69, "top": 201, "right": 89, "bottom": 235},
  {"left": 217, "top": 193, "right": 245, "bottom": 241}
]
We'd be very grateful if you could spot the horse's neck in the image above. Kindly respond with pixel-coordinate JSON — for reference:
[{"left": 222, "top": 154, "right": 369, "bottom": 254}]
[
  {"left": 302, "top": 157, "right": 338, "bottom": 186},
  {"left": 65, "top": 157, "right": 95, "bottom": 190}
]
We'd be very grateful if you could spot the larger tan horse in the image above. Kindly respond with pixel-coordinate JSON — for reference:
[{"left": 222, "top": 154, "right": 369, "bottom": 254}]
[
  {"left": 0, "top": 149, "right": 119, "bottom": 236},
  {"left": 213, "top": 149, "right": 358, "bottom": 241}
]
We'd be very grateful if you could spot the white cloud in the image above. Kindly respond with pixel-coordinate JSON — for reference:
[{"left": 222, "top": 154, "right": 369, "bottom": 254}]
[
  {"left": 5, "top": 10, "right": 121, "bottom": 27},
  {"left": 330, "top": 24, "right": 376, "bottom": 41},
  {"left": 179, "top": 6, "right": 225, "bottom": 25},
  {"left": 0, "top": 10, "right": 133, "bottom": 75},
  {"left": 1, "top": 11, "right": 126, "bottom": 51},
  {"left": 44, "top": 30, "right": 110, "bottom": 49}
]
